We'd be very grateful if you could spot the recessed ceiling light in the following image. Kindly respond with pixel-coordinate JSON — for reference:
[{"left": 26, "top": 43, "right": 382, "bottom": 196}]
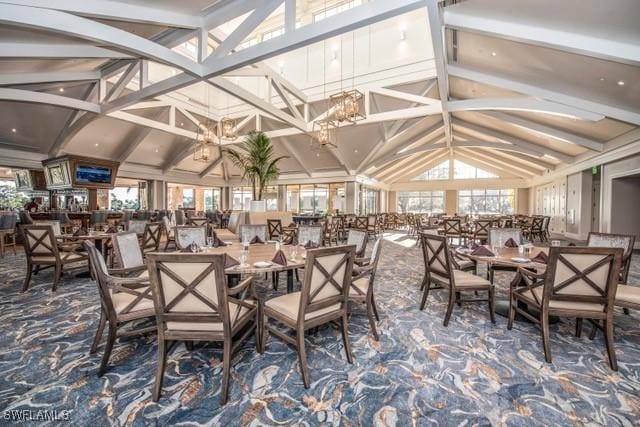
[
  {"left": 354, "top": 149, "right": 358, "bottom": 153},
  {"left": 180, "top": 122, "right": 184, "bottom": 126},
  {"left": 154, "top": 148, "right": 159, "bottom": 153},
  {"left": 316, "top": 153, "right": 320, "bottom": 157},
  {"left": 59, "top": 88, "right": 64, "bottom": 92},
  {"left": 599, "top": 77, "right": 605, "bottom": 81},
  {"left": 617, "top": 80, "right": 625, "bottom": 86},
  {"left": 11, "top": 128, "right": 16, "bottom": 133},
  {"left": 491, "top": 51, "right": 497, "bottom": 57},
  {"left": 94, "top": 143, "right": 99, "bottom": 147}
]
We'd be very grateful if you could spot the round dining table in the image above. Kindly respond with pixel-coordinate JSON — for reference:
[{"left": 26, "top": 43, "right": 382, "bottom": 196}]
[
  {"left": 59, "top": 231, "right": 115, "bottom": 255},
  {"left": 199, "top": 242, "right": 307, "bottom": 293},
  {"left": 457, "top": 245, "right": 550, "bottom": 321}
]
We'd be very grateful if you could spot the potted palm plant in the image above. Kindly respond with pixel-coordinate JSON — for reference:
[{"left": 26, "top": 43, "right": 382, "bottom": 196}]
[{"left": 223, "top": 131, "right": 288, "bottom": 212}]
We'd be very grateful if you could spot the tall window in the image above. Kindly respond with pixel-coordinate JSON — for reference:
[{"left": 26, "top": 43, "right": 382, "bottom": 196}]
[
  {"left": 454, "top": 160, "right": 497, "bottom": 179},
  {"left": 109, "top": 186, "right": 139, "bottom": 210},
  {"left": 286, "top": 183, "right": 343, "bottom": 214},
  {"left": 412, "top": 160, "right": 450, "bottom": 180},
  {"left": 232, "top": 187, "right": 253, "bottom": 210},
  {"left": 0, "top": 179, "right": 29, "bottom": 209},
  {"left": 182, "top": 189, "right": 195, "bottom": 208},
  {"left": 262, "top": 26, "right": 284, "bottom": 41},
  {"left": 458, "top": 189, "right": 514, "bottom": 214},
  {"left": 397, "top": 191, "right": 444, "bottom": 213},
  {"left": 314, "top": 0, "right": 363, "bottom": 22},
  {"left": 263, "top": 186, "right": 278, "bottom": 211},
  {"left": 361, "top": 187, "right": 378, "bottom": 215},
  {"left": 204, "top": 188, "right": 221, "bottom": 211}
]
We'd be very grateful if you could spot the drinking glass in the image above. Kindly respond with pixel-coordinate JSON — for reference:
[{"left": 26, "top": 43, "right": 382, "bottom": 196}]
[
  {"left": 206, "top": 237, "right": 213, "bottom": 248},
  {"left": 551, "top": 240, "right": 561, "bottom": 247},
  {"left": 88, "top": 227, "right": 95, "bottom": 235},
  {"left": 239, "top": 250, "right": 248, "bottom": 267},
  {"left": 289, "top": 244, "right": 298, "bottom": 261},
  {"left": 190, "top": 244, "right": 199, "bottom": 253}
]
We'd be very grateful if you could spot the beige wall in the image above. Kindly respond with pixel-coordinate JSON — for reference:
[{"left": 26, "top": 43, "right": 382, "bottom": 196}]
[
  {"left": 387, "top": 191, "right": 397, "bottom": 212},
  {"left": 516, "top": 188, "right": 529, "bottom": 214},
  {"left": 565, "top": 171, "right": 593, "bottom": 240},
  {"left": 445, "top": 189, "right": 457, "bottom": 215}
]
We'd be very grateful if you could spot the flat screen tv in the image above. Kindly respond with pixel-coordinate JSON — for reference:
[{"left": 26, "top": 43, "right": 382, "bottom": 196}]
[{"left": 75, "top": 164, "right": 112, "bottom": 185}]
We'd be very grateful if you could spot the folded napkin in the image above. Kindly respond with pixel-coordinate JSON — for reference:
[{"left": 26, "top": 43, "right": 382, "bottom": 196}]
[
  {"left": 105, "top": 226, "right": 118, "bottom": 234},
  {"left": 180, "top": 242, "right": 201, "bottom": 253},
  {"left": 250, "top": 236, "right": 264, "bottom": 244},
  {"left": 271, "top": 249, "right": 287, "bottom": 266},
  {"left": 304, "top": 240, "right": 319, "bottom": 249},
  {"left": 531, "top": 251, "right": 548, "bottom": 264},
  {"left": 210, "top": 231, "right": 226, "bottom": 247},
  {"left": 224, "top": 253, "right": 240, "bottom": 268},
  {"left": 466, "top": 242, "right": 479, "bottom": 250},
  {"left": 471, "top": 246, "right": 495, "bottom": 257},
  {"left": 568, "top": 242, "right": 577, "bottom": 247},
  {"left": 73, "top": 228, "right": 88, "bottom": 237},
  {"left": 504, "top": 238, "right": 518, "bottom": 248}
]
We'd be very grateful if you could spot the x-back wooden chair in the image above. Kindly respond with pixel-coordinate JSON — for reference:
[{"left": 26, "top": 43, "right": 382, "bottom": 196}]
[
  {"left": 141, "top": 222, "right": 162, "bottom": 254},
  {"left": 508, "top": 246, "right": 623, "bottom": 369},
  {"left": 262, "top": 245, "right": 356, "bottom": 388},
  {"left": 85, "top": 241, "right": 155, "bottom": 376},
  {"left": 350, "top": 237, "right": 383, "bottom": 340},
  {"left": 267, "top": 219, "right": 283, "bottom": 240},
  {"left": 443, "top": 218, "right": 463, "bottom": 246},
  {"left": 419, "top": 233, "right": 495, "bottom": 326},
  {"left": 146, "top": 253, "right": 260, "bottom": 404}
]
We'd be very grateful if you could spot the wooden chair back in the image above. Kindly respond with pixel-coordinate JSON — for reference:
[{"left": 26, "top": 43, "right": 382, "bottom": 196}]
[
  {"left": 112, "top": 232, "right": 145, "bottom": 269},
  {"left": 347, "top": 229, "right": 367, "bottom": 257},
  {"left": 33, "top": 220, "right": 61, "bottom": 236},
  {"left": 540, "top": 246, "right": 623, "bottom": 312},
  {"left": 472, "top": 220, "right": 494, "bottom": 241},
  {"left": 267, "top": 219, "right": 283, "bottom": 239},
  {"left": 587, "top": 232, "right": 636, "bottom": 284},
  {"left": 127, "top": 220, "right": 147, "bottom": 235},
  {"left": 419, "top": 232, "right": 454, "bottom": 290},
  {"left": 298, "top": 245, "right": 355, "bottom": 325},
  {"left": 174, "top": 226, "right": 207, "bottom": 249},
  {"left": 189, "top": 217, "right": 209, "bottom": 227},
  {"left": 351, "top": 238, "right": 382, "bottom": 297},
  {"left": 298, "top": 225, "right": 323, "bottom": 246},
  {"left": 22, "top": 224, "right": 59, "bottom": 259},
  {"left": 239, "top": 224, "right": 268, "bottom": 243},
  {"left": 488, "top": 228, "right": 522, "bottom": 246},
  {"left": 142, "top": 222, "right": 162, "bottom": 252},
  {"left": 443, "top": 218, "right": 462, "bottom": 237},
  {"left": 531, "top": 216, "right": 544, "bottom": 233},
  {"left": 173, "top": 210, "right": 185, "bottom": 226},
  {"left": 354, "top": 216, "right": 368, "bottom": 230}
]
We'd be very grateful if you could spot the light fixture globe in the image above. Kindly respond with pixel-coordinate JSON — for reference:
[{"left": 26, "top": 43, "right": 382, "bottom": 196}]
[
  {"left": 219, "top": 117, "right": 238, "bottom": 140},
  {"left": 310, "top": 119, "right": 337, "bottom": 150},
  {"left": 329, "top": 89, "right": 365, "bottom": 125},
  {"left": 193, "top": 141, "right": 212, "bottom": 162},
  {"left": 193, "top": 119, "right": 216, "bottom": 162}
]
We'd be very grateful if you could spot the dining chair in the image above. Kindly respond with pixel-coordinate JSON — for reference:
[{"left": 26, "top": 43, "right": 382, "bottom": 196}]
[
  {"left": 0, "top": 213, "right": 17, "bottom": 257},
  {"left": 419, "top": 232, "right": 495, "bottom": 326},
  {"left": 136, "top": 211, "right": 153, "bottom": 221},
  {"left": 262, "top": 245, "right": 356, "bottom": 387},
  {"left": 162, "top": 215, "right": 176, "bottom": 250},
  {"left": 366, "top": 214, "right": 378, "bottom": 239},
  {"left": 111, "top": 232, "right": 148, "bottom": 278},
  {"left": 21, "top": 224, "right": 89, "bottom": 292},
  {"left": 298, "top": 225, "right": 323, "bottom": 247},
  {"left": 174, "top": 226, "right": 207, "bottom": 249},
  {"left": 486, "top": 228, "right": 523, "bottom": 283},
  {"left": 239, "top": 224, "right": 268, "bottom": 243},
  {"left": 347, "top": 229, "right": 368, "bottom": 258},
  {"left": 470, "top": 220, "right": 494, "bottom": 245},
  {"left": 146, "top": 253, "right": 260, "bottom": 404},
  {"left": 443, "top": 218, "right": 464, "bottom": 246},
  {"left": 267, "top": 219, "right": 283, "bottom": 240},
  {"left": 354, "top": 216, "right": 368, "bottom": 231},
  {"left": 350, "top": 237, "right": 383, "bottom": 340},
  {"left": 173, "top": 209, "right": 185, "bottom": 226},
  {"left": 127, "top": 220, "right": 147, "bottom": 236},
  {"left": 508, "top": 246, "right": 623, "bottom": 370},
  {"left": 33, "top": 220, "right": 62, "bottom": 236},
  {"left": 141, "top": 222, "right": 162, "bottom": 254},
  {"left": 84, "top": 240, "right": 155, "bottom": 376}
]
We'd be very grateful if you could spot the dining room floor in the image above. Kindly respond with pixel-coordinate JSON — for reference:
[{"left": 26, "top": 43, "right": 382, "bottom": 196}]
[{"left": 0, "top": 233, "right": 639, "bottom": 426}]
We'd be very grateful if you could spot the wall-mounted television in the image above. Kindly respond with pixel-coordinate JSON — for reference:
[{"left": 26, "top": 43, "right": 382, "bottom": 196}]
[{"left": 75, "top": 165, "right": 113, "bottom": 185}]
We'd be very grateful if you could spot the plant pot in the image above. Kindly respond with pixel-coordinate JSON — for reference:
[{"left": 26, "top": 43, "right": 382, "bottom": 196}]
[{"left": 250, "top": 200, "right": 266, "bottom": 212}]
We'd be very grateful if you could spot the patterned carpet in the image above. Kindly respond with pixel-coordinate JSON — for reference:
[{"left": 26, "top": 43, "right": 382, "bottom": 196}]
[{"left": 1, "top": 233, "right": 639, "bottom": 426}]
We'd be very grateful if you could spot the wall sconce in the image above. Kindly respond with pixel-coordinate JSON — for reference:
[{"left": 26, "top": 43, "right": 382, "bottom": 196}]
[
  {"left": 332, "top": 48, "right": 338, "bottom": 61},
  {"left": 400, "top": 30, "right": 406, "bottom": 41}
]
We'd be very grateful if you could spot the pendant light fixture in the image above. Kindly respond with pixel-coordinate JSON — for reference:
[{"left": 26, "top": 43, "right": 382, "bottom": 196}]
[
  {"left": 329, "top": 30, "right": 365, "bottom": 125},
  {"left": 311, "top": 27, "right": 337, "bottom": 151},
  {"left": 194, "top": 84, "right": 216, "bottom": 162},
  {"left": 219, "top": 91, "right": 238, "bottom": 140}
]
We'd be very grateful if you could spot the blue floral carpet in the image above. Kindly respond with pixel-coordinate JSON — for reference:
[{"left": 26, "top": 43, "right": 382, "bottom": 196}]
[{"left": 1, "top": 232, "right": 639, "bottom": 426}]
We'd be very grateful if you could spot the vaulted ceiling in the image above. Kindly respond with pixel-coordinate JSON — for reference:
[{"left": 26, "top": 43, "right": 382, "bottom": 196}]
[{"left": 0, "top": 0, "right": 638, "bottom": 188}]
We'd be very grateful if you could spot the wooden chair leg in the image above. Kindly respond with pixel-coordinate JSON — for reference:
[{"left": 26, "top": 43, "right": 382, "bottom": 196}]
[
  {"left": 296, "top": 331, "right": 310, "bottom": 388},
  {"left": 22, "top": 263, "right": 33, "bottom": 292},
  {"left": 588, "top": 321, "right": 599, "bottom": 340},
  {"left": 575, "top": 318, "right": 583, "bottom": 337},
  {"left": 507, "top": 295, "right": 516, "bottom": 330},
  {"left": 98, "top": 322, "right": 117, "bottom": 376},
  {"left": 603, "top": 319, "right": 618, "bottom": 371},
  {"left": 366, "top": 299, "right": 379, "bottom": 341},
  {"left": 623, "top": 308, "right": 630, "bottom": 315},
  {"left": 541, "top": 311, "right": 552, "bottom": 363},
  {"left": 420, "top": 273, "right": 428, "bottom": 291},
  {"left": 220, "top": 340, "right": 232, "bottom": 405},
  {"left": 341, "top": 313, "right": 353, "bottom": 363},
  {"left": 51, "top": 263, "right": 62, "bottom": 292},
  {"left": 261, "top": 314, "right": 269, "bottom": 354},
  {"left": 419, "top": 280, "right": 431, "bottom": 311},
  {"left": 152, "top": 338, "right": 168, "bottom": 402},
  {"left": 488, "top": 287, "right": 496, "bottom": 324},
  {"left": 90, "top": 309, "right": 107, "bottom": 354},
  {"left": 371, "top": 294, "right": 380, "bottom": 321},
  {"left": 443, "top": 290, "right": 456, "bottom": 327}
]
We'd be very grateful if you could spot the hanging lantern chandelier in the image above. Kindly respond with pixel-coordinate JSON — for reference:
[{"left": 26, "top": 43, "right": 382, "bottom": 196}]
[
  {"left": 329, "top": 89, "right": 365, "bottom": 125},
  {"left": 193, "top": 118, "right": 216, "bottom": 163},
  {"left": 219, "top": 116, "right": 238, "bottom": 140},
  {"left": 311, "top": 118, "right": 337, "bottom": 150}
]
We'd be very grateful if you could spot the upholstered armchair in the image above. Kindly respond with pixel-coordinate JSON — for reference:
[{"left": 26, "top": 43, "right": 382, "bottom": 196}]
[
  {"left": 111, "top": 232, "right": 148, "bottom": 278},
  {"left": 21, "top": 224, "right": 89, "bottom": 292},
  {"left": 174, "top": 226, "right": 207, "bottom": 249},
  {"left": 162, "top": 215, "right": 176, "bottom": 250},
  {"left": 298, "top": 225, "right": 322, "bottom": 247},
  {"left": 347, "top": 229, "right": 368, "bottom": 259},
  {"left": 419, "top": 233, "right": 495, "bottom": 326},
  {"left": 350, "top": 237, "right": 383, "bottom": 340},
  {"left": 146, "top": 253, "right": 260, "bottom": 404},
  {"left": 84, "top": 240, "right": 155, "bottom": 376},
  {"left": 262, "top": 245, "right": 355, "bottom": 388},
  {"left": 239, "top": 224, "right": 268, "bottom": 243},
  {"left": 509, "top": 246, "right": 623, "bottom": 370}
]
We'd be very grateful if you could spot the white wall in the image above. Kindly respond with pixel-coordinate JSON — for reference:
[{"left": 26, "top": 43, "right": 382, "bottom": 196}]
[
  {"left": 602, "top": 153, "right": 640, "bottom": 245},
  {"left": 610, "top": 176, "right": 640, "bottom": 247},
  {"left": 565, "top": 171, "right": 593, "bottom": 240}
]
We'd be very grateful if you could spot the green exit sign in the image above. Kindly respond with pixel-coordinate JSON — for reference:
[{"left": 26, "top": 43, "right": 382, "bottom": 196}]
[{"left": 592, "top": 166, "right": 599, "bottom": 175}]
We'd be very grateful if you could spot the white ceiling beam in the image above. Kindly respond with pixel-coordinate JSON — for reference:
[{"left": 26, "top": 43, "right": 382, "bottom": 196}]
[
  {"left": 386, "top": 150, "right": 450, "bottom": 183},
  {"left": 0, "top": 4, "right": 201, "bottom": 75},
  {"left": 488, "top": 149, "right": 556, "bottom": 171},
  {"left": 453, "top": 151, "right": 521, "bottom": 179},
  {"left": 369, "top": 120, "right": 444, "bottom": 167},
  {"left": 447, "top": 139, "right": 543, "bottom": 158},
  {"left": 0, "top": 71, "right": 100, "bottom": 86},
  {"left": 202, "top": 0, "right": 426, "bottom": 78},
  {"left": 452, "top": 119, "right": 574, "bottom": 162},
  {"left": 208, "top": 77, "right": 307, "bottom": 131},
  {"left": 456, "top": 149, "right": 530, "bottom": 178},
  {"left": 162, "top": 140, "right": 194, "bottom": 174},
  {"left": 103, "top": 73, "right": 197, "bottom": 113},
  {"left": 122, "top": 101, "right": 170, "bottom": 111},
  {"left": 443, "top": 5, "right": 640, "bottom": 66},
  {"left": 271, "top": 78, "right": 304, "bottom": 122},
  {"left": 284, "top": 0, "right": 296, "bottom": 33},
  {"left": 1, "top": 0, "right": 202, "bottom": 28},
  {"left": 478, "top": 111, "right": 604, "bottom": 152},
  {"left": 476, "top": 147, "right": 547, "bottom": 173},
  {"left": 375, "top": 148, "right": 447, "bottom": 180},
  {"left": 279, "top": 139, "right": 312, "bottom": 177},
  {"left": 199, "top": 156, "right": 224, "bottom": 178},
  {"left": 115, "top": 125, "right": 154, "bottom": 163},
  {"left": 105, "top": 62, "right": 138, "bottom": 102},
  {"left": 108, "top": 111, "right": 197, "bottom": 139},
  {"left": 374, "top": 136, "right": 447, "bottom": 168},
  {"left": 48, "top": 83, "right": 98, "bottom": 156},
  {"left": 202, "top": 0, "right": 263, "bottom": 30},
  {"left": 0, "top": 42, "right": 132, "bottom": 59},
  {"left": 209, "top": 0, "right": 284, "bottom": 60},
  {"left": 448, "top": 64, "right": 640, "bottom": 126},
  {"left": 457, "top": 147, "right": 538, "bottom": 176},
  {"left": 0, "top": 87, "right": 100, "bottom": 113},
  {"left": 448, "top": 97, "right": 603, "bottom": 121},
  {"left": 369, "top": 87, "right": 440, "bottom": 106}
]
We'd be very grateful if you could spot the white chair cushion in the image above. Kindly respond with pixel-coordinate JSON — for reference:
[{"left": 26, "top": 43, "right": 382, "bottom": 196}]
[
  {"left": 349, "top": 277, "right": 369, "bottom": 296},
  {"left": 265, "top": 291, "right": 340, "bottom": 321},
  {"left": 111, "top": 290, "right": 155, "bottom": 314},
  {"left": 453, "top": 270, "right": 491, "bottom": 287},
  {"left": 616, "top": 285, "right": 640, "bottom": 307},
  {"left": 166, "top": 301, "right": 255, "bottom": 331},
  {"left": 518, "top": 286, "right": 604, "bottom": 312}
]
